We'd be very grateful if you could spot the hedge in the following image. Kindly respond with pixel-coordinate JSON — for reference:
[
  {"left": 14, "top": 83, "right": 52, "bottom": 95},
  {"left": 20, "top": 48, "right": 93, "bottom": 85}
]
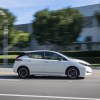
[
  {"left": 7, "top": 51, "right": 23, "bottom": 55},
  {"left": 0, "top": 59, "right": 15, "bottom": 63},
  {"left": 0, "top": 50, "right": 100, "bottom": 57},
  {"left": 0, "top": 57, "right": 100, "bottom": 64},
  {"left": 61, "top": 51, "right": 100, "bottom": 57},
  {"left": 74, "top": 57, "right": 100, "bottom": 64},
  {"left": 0, "top": 51, "right": 100, "bottom": 64}
]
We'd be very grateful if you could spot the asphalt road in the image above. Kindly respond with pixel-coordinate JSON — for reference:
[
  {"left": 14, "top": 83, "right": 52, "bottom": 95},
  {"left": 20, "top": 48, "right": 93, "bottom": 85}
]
[{"left": 0, "top": 68, "right": 99, "bottom": 100}]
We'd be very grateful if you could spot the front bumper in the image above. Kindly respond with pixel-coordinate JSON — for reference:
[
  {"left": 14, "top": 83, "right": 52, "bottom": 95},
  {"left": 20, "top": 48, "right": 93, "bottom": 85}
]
[{"left": 85, "top": 67, "right": 92, "bottom": 76}]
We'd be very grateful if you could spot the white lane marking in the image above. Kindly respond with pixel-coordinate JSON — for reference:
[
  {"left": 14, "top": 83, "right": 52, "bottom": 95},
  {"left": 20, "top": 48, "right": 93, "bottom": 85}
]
[{"left": 0, "top": 94, "right": 99, "bottom": 100}]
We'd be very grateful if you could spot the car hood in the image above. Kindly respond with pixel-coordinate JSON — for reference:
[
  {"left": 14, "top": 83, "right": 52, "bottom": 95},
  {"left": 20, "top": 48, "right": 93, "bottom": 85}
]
[{"left": 70, "top": 58, "right": 90, "bottom": 65}]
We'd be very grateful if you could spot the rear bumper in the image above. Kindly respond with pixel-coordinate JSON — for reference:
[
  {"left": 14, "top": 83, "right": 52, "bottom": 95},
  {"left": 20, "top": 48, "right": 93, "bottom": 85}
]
[{"left": 13, "top": 62, "right": 19, "bottom": 73}]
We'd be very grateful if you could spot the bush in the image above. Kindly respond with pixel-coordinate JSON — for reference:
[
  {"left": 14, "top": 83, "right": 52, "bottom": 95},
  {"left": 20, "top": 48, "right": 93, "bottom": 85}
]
[
  {"left": 0, "top": 50, "right": 99, "bottom": 57},
  {"left": 61, "top": 51, "right": 100, "bottom": 57},
  {"left": 0, "top": 51, "right": 23, "bottom": 55},
  {"left": 0, "top": 59, "right": 15, "bottom": 63},
  {"left": 74, "top": 57, "right": 100, "bottom": 64},
  {"left": 0, "top": 50, "right": 100, "bottom": 64},
  {"left": 61, "top": 51, "right": 100, "bottom": 64},
  {"left": 0, "top": 59, "right": 3, "bottom": 63},
  {"left": 7, "top": 51, "right": 23, "bottom": 55}
]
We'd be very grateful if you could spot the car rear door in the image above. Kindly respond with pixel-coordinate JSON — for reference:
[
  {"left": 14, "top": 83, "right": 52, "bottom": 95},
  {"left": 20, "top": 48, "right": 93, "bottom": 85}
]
[{"left": 27, "top": 52, "right": 45, "bottom": 74}]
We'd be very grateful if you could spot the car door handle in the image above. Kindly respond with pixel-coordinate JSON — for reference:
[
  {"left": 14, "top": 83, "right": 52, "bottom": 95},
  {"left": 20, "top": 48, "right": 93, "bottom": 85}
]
[
  {"left": 44, "top": 61, "right": 48, "bottom": 63},
  {"left": 26, "top": 60, "right": 31, "bottom": 62}
]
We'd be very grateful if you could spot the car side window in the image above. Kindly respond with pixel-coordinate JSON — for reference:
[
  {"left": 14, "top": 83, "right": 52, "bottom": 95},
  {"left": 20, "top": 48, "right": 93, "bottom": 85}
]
[
  {"left": 28, "top": 52, "right": 44, "bottom": 59},
  {"left": 44, "top": 52, "right": 56, "bottom": 60},
  {"left": 44, "top": 52, "right": 67, "bottom": 61}
]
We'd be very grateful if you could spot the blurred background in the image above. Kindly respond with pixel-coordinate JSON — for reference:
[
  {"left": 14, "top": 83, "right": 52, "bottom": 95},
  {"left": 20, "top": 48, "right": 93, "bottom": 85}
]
[{"left": 0, "top": 0, "right": 100, "bottom": 65}]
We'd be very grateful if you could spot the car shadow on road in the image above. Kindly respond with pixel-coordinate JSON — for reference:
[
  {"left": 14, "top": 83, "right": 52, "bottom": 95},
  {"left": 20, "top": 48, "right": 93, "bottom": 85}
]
[
  {"left": 29, "top": 75, "right": 84, "bottom": 80},
  {"left": 0, "top": 75, "right": 84, "bottom": 80},
  {"left": 0, "top": 75, "right": 19, "bottom": 79}
]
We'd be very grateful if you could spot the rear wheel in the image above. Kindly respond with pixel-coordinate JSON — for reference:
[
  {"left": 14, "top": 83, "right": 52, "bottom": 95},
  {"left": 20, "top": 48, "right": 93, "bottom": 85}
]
[
  {"left": 67, "top": 67, "right": 79, "bottom": 79},
  {"left": 18, "top": 67, "right": 29, "bottom": 78}
]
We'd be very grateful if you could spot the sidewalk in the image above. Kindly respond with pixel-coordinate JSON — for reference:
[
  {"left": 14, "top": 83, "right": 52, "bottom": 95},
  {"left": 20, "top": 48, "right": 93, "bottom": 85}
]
[{"left": 0, "top": 68, "right": 16, "bottom": 75}]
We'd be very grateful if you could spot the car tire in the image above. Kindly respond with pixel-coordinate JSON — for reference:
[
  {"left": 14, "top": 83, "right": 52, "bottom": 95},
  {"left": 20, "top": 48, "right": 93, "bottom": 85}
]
[
  {"left": 67, "top": 67, "right": 79, "bottom": 79},
  {"left": 18, "top": 67, "right": 30, "bottom": 78}
]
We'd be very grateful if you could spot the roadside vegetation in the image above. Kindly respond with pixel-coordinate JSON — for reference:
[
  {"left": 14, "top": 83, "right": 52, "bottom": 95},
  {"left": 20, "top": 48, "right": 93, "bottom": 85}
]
[
  {"left": 32, "top": 8, "right": 83, "bottom": 50},
  {"left": 0, "top": 8, "right": 30, "bottom": 50},
  {"left": 0, "top": 8, "right": 100, "bottom": 67},
  {"left": 0, "top": 51, "right": 100, "bottom": 66}
]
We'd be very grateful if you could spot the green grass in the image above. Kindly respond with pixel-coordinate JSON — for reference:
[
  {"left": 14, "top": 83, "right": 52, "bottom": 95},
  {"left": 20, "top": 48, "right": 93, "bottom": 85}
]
[
  {"left": 91, "top": 64, "right": 100, "bottom": 67},
  {"left": 0, "top": 55, "right": 18, "bottom": 59}
]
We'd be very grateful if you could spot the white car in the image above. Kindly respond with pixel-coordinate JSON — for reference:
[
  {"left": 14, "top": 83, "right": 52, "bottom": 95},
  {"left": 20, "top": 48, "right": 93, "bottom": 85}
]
[{"left": 13, "top": 50, "right": 92, "bottom": 79}]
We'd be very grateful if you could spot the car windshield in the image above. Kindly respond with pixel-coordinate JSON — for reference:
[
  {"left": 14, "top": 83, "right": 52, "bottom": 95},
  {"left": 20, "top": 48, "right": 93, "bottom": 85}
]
[{"left": 57, "top": 52, "right": 72, "bottom": 59}]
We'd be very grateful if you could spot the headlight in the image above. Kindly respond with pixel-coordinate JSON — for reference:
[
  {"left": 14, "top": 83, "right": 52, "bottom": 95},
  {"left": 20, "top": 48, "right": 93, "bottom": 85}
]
[{"left": 79, "top": 62, "right": 89, "bottom": 66}]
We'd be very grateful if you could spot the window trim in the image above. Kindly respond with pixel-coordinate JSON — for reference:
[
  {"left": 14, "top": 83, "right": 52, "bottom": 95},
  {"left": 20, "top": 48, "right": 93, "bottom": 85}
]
[
  {"left": 27, "top": 52, "right": 44, "bottom": 59},
  {"left": 44, "top": 51, "right": 67, "bottom": 61}
]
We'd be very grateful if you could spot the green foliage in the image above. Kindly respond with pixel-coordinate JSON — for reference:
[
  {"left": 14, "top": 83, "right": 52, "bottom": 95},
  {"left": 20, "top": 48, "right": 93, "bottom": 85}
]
[
  {"left": 7, "top": 51, "right": 23, "bottom": 55},
  {"left": 0, "top": 8, "right": 16, "bottom": 47},
  {"left": 11, "top": 30, "right": 30, "bottom": 48},
  {"left": 0, "top": 59, "right": 15, "bottom": 63},
  {"left": 0, "top": 50, "right": 100, "bottom": 64},
  {"left": 61, "top": 50, "right": 100, "bottom": 57},
  {"left": 33, "top": 8, "right": 83, "bottom": 47},
  {"left": 0, "top": 8, "right": 16, "bottom": 27},
  {"left": 0, "top": 8, "right": 30, "bottom": 49},
  {"left": 62, "top": 50, "right": 100, "bottom": 64}
]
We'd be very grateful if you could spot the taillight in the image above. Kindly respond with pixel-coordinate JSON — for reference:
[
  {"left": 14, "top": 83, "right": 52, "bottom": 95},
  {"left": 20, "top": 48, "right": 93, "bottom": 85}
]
[{"left": 15, "top": 58, "right": 22, "bottom": 61}]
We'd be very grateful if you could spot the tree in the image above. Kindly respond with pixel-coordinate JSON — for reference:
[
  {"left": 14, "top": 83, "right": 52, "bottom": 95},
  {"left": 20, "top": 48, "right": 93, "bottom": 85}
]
[
  {"left": 0, "top": 8, "right": 15, "bottom": 47},
  {"left": 8, "top": 29, "right": 30, "bottom": 49},
  {"left": 13, "top": 30, "right": 30, "bottom": 48},
  {"left": 0, "top": 8, "right": 30, "bottom": 49},
  {"left": 32, "top": 8, "right": 83, "bottom": 49}
]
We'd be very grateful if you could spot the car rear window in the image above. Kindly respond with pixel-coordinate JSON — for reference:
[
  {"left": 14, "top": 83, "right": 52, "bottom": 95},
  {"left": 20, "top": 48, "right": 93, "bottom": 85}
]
[
  {"left": 16, "top": 52, "right": 27, "bottom": 58},
  {"left": 27, "top": 52, "right": 44, "bottom": 59}
]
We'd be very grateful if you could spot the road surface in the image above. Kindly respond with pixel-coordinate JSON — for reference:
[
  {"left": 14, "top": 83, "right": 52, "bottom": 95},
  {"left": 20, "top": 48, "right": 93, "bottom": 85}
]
[{"left": 0, "top": 68, "right": 99, "bottom": 100}]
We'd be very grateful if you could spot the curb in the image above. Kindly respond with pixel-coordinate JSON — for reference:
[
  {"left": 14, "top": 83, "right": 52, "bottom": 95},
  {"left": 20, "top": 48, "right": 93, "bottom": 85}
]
[
  {"left": 0, "top": 72, "right": 16, "bottom": 75},
  {"left": 92, "top": 67, "right": 100, "bottom": 69},
  {"left": 0, "top": 64, "right": 12, "bottom": 68}
]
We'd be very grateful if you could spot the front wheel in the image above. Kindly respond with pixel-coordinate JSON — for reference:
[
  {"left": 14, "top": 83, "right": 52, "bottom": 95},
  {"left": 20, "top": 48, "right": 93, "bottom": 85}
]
[
  {"left": 18, "top": 67, "right": 30, "bottom": 78},
  {"left": 67, "top": 67, "right": 79, "bottom": 79}
]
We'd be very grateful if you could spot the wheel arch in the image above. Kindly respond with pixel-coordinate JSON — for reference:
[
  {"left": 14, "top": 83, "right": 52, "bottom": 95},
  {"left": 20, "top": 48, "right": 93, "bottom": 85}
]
[
  {"left": 17, "top": 65, "right": 30, "bottom": 73},
  {"left": 65, "top": 66, "right": 80, "bottom": 76}
]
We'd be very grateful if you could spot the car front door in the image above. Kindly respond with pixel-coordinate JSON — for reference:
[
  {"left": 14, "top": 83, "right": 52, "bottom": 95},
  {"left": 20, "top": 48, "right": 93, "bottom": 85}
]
[{"left": 43, "top": 52, "right": 68, "bottom": 75}]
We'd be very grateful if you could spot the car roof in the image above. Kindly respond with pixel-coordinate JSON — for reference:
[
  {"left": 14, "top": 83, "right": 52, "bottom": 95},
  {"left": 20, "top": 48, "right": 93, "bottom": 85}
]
[
  {"left": 22, "top": 50, "right": 69, "bottom": 59},
  {"left": 24, "top": 50, "right": 58, "bottom": 53}
]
